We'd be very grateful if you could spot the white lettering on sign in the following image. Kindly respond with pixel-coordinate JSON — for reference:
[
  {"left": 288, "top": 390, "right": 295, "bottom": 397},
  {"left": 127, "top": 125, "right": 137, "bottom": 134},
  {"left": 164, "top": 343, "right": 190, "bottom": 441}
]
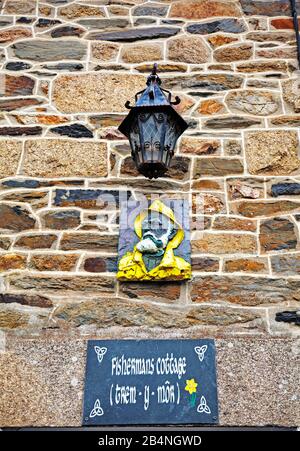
[{"left": 111, "top": 353, "right": 187, "bottom": 380}]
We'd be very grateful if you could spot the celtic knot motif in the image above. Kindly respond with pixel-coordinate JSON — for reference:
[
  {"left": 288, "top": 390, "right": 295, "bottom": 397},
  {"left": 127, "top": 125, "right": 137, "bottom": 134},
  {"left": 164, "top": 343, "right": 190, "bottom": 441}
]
[
  {"left": 94, "top": 346, "right": 107, "bottom": 364},
  {"left": 194, "top": 345, "right": 207, "bottom": 362},
  {"left": 89, "top": 399, "right": 104, "bottom": 418},
  {"left": 197, "top": 396, "right": 211, "bottom": 415}
]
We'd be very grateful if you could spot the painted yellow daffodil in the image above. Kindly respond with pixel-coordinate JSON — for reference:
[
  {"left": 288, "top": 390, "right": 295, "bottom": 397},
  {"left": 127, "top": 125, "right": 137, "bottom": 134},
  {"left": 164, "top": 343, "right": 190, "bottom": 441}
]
[{"left": 185, "top": 378, "right": 198, "bottom": 395}]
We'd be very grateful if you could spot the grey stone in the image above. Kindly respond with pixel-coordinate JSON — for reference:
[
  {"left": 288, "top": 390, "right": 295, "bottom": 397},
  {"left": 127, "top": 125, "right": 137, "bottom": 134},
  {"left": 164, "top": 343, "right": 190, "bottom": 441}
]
[
  {"left": 271, "top": 254, "right": 300, "bottom": 275},
  {"left": 240, "top": 0, "right": 295, "bottom": 16},
  {"left": 133, "top": 4, "right": 168, "bottom": 17},
  {"left": 271, "top": 183, "right": 300, "bottom": 197},
  {"left": 77, "top": 18, "right": 129, "bottom": 30},
  {"left": 86, "top": 27, "right": 180, "bottom": 42},
  {"left": 162, "top": 74, "right": 244, "bottom": 91},
  {"left": 11, "top": 40, "right": 87, "bottom": 61},
  {"left": 203, "top": 116, "right": 263, "bottom": 129},
  {"left": 8, "top": 274, "right": 115, "bottom": 296},
  {"left": 226, "top": 90, "right": 280, "bottom": 116},
  {"left": 187, "top": 19, "right": 247, "bottom": 34}
]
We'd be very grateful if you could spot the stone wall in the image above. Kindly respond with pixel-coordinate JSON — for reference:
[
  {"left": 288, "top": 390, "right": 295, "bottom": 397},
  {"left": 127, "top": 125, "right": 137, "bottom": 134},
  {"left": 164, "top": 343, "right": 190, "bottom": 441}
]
[{"left": 0, "top": 0, "right": 300, "bottom": 427}]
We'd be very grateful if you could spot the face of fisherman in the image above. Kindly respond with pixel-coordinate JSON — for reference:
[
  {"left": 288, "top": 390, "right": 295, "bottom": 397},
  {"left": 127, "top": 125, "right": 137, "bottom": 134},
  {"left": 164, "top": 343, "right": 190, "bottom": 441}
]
[{"left": 136, "top": 211, "right": 176, "bottom": 254}]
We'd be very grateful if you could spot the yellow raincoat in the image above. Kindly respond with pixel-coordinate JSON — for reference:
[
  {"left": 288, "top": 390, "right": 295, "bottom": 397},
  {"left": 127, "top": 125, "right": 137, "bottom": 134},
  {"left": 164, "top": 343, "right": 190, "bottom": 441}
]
[{"left": 117, "top": 199, "right": 191, "bottom": 281}]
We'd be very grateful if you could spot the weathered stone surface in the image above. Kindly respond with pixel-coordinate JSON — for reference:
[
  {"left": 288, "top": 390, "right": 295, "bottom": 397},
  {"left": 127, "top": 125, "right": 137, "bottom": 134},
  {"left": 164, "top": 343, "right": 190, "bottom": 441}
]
[
  {"left": 247, "top": 79, "right": 279, "bottom": 89},
  {"left": 271, "top": 18, "right": 298, "bottom": 29},
  {"left": 0, "top": 74, "right": 35, "bottom": 97},
  {"left": 86, "top": 27, "right": 180, "bottom": 42},
  {"left": 271, "top": 182, "right": 300, "bottom": 197},
  {"left": 240, "top": 0, "right": 293, "bottom": 16},
  {"left": 77, "top": 18, "right": 129, "bottom": 30},
  {"left": 162, "top": 73, "right": 243, "bottom": 91},
  {"left": 59, "top": 3, "right": 105, "bottom": 19},
  {"left": 4, "top": 0, "right": 36, "bottom": 14},
  {"left": 11, "top": 40, "right": 87, "bottom": 62},
  {"left": 208, "top": 34, "right": 239, "bottom": 48},
  {"left": 270, "top": 116, "right": 300, "bottom": 127},
  {"left": 0, "top": 140, "right": 22, "bottom": 178},
  {"left": 245, "top": 130, "right": 300, "bottom": 175},
  {"left": 42, "top": 210, "right": 81, "bottom": 230},
  {"left": 9, "top": 273, "right": 115, "bottom": 296},
  {"left": 22, "top": 140, "right": 107, "bottom": 177},
  {"left": 193, "top": 193, "right": 225, "bottom": 215},
  {"left": 168, "top": 36, "right": 210, "bottom": 64},
  {"left": 50, "top": 25, "right": 85, "bottom": 38},
  {"left": 43, "top": 63, "right": 84, "bottom": 72},
  {"left": 246, "top": 31, "right": 294, "bottom": 42},
  {"left": 133, "top": 3, "right": 168, "bottom": 16},
  {"left": 0, "top": 204, "right": 36, "bottom": 233},
  {"left": 170, "top": 0, "right": 242, "bottom": 20},
  {"left": 191, "top": 275, "right": 300, "bottom": 305},
  {"left": 134, "top": 63, "right": 187, "bottom": 73},
  {"left": 271, "top": 254, "right": 300, "bottom": 275},
  {"left": 5, "top": 62, "right": 32, "bottom": 71},
  {"left": 0, "top": 190, "right": 48, "bottom": 210},
  {"left": 233, "top": 200, "right": 300, "bottom": 217},
  {"left": 14, "top": 234, "right": 57, "bottom": 250},
  {"left": 119, "top": 282, "right": 181, "bottom": 303},
  {"left": 203, "top": 116, "right": 262, "bottom": 129},
  {"left": 180, "top": 137, "right": 220, "bottom": 155},
  {"left": 121, "top": 43, "right": 162, "bottom": 63},
  {"left": 0, "top": 254, "right": 26, "bottom": 272},
  {"left": 83, "top": 256, "right": 117, "bottom": 273},
  {"left": 0, "top": 27, "right": 32, "bottom": 44},
  {"left": 282, "top": 79, "right": 300, "bottom": 113},
  {"left": 192, "top": 257, "right": 219, "bottom": 272},
  {"left": 30, "top": 254, "right": 78, "bottom": 272},
  {"left": 224, "top": 140, "right": 242, "bottom": 155},
  {"left": 194, "top": 158, "right": 244, "bottom": 176},
  {"left": 197, "top": 99, "right": 225, "bottom": 115},
  {"left": 0, "top": 305, "right": 47, "bottom": 330},
  {"left": 236, "top": 61, "right": 289, "bottom": 73},
  {"left": 187, "top": 19, "right": 246, "bottom": 34},
  {"left": 91, "top": 42, "right": 119, "bottom": 61},
  {"left": 53, "top": 73, "right": 144, "bottom": 113},
  {"left": 192, "top": 233, "right": 257, "bottom": 255},
  {"left": 260, "top": 217, "right": 297, "bottom": 253},
  {"left": 0, "top": 293, "right": 52, "bottom": 308},
  {"left": 192, "top": 179, "right": 223, "bottom": 190},
  {"left": 213, "top": 216, "right": 257, "bottom": 232},
  {"left": 214, "top": 43, "right": 253, "bottom": 62},
  {"left": 0, "top": 126, "right": 42, "bottom": 137},
  {"left": 226, "top": 90, "right": 280, "bottom": 116},
  {"left": 0, "top": 237, "right": 12, "bottom": 250},
  {"left": 60, "top": 233, "right": 118, "bottom": 252},
  {"left": 227, "top": 178, "right": 263, "bottom": 200},
  {"left": 256, "top": 47, "right": 297, "bottom": 59},
  {"left": 54, "top": 189, "right": 127, "bottom": 209},
  {"left": 35, "top": 18, "right": 61, "bottom": 29},
  {"left": 224, "top": 258, "right": 268, "bottom": 273},
  {"left": 53, "top": 299, "right": 260, "bottom": 329},
  {"left": 50, "top": 124, "right": 93, "bottom": 138},
  {"left": 0, "top": 98, "right": 43, "bottom": 112}
]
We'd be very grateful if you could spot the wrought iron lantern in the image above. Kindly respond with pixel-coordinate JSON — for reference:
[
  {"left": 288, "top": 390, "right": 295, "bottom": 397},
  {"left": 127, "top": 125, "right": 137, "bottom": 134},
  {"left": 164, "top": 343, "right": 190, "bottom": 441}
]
[{"left": 118, "top": 64, "right": 188, "bottom": 179}]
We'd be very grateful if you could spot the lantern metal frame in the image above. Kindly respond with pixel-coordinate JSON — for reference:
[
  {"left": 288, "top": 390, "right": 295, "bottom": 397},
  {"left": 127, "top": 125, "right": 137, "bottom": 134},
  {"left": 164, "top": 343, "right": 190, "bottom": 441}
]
[{"left": 118, "top": 64, "right": 188, "bottom": 179}]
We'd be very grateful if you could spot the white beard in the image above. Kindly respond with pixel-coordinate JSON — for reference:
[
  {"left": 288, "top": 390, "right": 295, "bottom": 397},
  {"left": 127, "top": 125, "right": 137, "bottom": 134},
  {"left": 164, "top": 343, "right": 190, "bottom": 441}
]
[{"left": 136, "top": 232, "right": 170, "bottom": 254}]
